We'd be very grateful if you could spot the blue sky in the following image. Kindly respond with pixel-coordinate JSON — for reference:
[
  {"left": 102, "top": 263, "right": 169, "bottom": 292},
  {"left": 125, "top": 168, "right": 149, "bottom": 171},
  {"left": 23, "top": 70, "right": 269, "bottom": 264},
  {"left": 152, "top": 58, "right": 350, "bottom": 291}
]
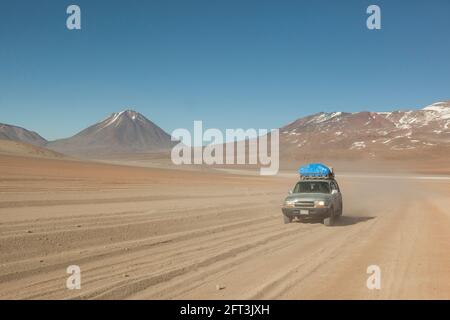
[{"left": 1, "top": 0, "right": 450, "bottom": 140}]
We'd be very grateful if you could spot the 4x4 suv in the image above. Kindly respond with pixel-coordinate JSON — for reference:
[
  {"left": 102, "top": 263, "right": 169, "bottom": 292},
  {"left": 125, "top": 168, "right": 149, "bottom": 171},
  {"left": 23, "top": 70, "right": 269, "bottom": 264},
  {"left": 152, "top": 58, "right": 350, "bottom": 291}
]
[{"left": 281, "top": 178, "right": 343, "bottom": 226}]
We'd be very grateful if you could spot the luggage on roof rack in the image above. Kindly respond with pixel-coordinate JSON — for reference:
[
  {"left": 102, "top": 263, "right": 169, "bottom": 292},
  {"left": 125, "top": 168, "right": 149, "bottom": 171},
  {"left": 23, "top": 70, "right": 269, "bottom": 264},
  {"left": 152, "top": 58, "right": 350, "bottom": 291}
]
[{"left": 298, "top": 163, "right": 334, "bottom": 180}]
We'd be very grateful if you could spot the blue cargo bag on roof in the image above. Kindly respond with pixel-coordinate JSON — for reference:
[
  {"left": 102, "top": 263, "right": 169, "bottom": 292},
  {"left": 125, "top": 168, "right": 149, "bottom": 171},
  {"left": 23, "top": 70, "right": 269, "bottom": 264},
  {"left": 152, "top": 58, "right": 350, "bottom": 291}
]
[{"left": 299, "top": 163, "right": 332, "bottom": 178}]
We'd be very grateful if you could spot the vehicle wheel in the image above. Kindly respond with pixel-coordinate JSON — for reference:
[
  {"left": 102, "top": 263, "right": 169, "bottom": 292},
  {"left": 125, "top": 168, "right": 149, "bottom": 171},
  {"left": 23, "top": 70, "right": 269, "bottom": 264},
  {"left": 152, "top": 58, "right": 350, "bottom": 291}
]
[
  {"left": 334, "top": 207, "right": 341, "bottom": 220},
  {"left": 338, "top": 203, "right": 343, "bottom": 216},
  {"left": 283, "top": 215, "right": 292, "bottom": 224},
  {"left": 323, "top": 207, "right": 336, "bottom": 226},
  {"left": 323, "top": 216, "right": 334, "bottom": 226}
]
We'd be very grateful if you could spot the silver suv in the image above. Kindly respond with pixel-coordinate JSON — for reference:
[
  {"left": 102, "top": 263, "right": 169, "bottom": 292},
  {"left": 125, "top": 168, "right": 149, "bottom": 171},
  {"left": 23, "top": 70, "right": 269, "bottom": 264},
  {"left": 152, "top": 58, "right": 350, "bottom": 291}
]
[{"left": 281, "top": 179, "right": 343, "bottom": 226}]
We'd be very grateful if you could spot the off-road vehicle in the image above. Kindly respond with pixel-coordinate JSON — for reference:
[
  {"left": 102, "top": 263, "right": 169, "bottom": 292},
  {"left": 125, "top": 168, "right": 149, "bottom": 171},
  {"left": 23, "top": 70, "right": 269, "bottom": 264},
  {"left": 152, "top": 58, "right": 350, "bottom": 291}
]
[{"left": 281, "top": 164, "right": 343, "bottom": 226}]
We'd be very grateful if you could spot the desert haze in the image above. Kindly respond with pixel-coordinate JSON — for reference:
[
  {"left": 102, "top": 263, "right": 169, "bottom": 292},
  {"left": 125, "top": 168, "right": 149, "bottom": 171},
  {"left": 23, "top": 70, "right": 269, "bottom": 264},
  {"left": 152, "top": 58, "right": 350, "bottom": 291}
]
[{"left": 0, "top": 151, "right": 449, "bottom": 299}]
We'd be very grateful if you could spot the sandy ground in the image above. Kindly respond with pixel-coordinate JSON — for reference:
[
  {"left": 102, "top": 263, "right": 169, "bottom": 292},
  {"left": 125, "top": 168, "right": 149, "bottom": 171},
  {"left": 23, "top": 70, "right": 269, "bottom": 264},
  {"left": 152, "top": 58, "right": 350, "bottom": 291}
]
[{"left": 0, "top": 154, "right": 449, "bottom": 300}]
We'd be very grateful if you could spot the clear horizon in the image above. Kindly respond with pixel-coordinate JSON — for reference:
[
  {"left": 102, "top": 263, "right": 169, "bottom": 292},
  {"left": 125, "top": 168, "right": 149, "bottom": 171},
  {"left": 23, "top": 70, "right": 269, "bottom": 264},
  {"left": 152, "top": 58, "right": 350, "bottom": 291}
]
[{"left": 1, "top": 0, "right": 450, "bottom": 140}]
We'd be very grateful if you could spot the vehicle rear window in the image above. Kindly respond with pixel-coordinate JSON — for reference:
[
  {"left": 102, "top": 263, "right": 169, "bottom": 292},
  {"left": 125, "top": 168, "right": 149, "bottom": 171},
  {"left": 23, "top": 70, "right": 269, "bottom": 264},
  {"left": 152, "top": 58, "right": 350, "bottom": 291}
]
[{"left": 293, "top": 181, "right": 331, "bottom": 194}]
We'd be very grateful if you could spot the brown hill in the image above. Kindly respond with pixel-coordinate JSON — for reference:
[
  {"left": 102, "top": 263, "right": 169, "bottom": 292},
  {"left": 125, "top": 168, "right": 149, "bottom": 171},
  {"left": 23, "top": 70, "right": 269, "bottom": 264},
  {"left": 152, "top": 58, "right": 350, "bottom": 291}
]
[
  {"left": 0, "top": 123, "right": 47, "bottom": 146},
  {"left": 0, "top": 139, "right": 65, "bottom": 159}
]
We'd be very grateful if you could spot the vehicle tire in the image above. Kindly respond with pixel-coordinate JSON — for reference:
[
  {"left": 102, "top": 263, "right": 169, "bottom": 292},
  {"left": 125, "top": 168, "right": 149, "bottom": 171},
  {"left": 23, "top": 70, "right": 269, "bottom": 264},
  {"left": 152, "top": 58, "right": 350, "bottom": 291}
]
[
  {"left": 338, "top": 203, "right": 343, "bottom": 216},
  {"left": 283, "top": 215, "right": 292, "bottom": 224},
  {"left": 334, "top": 207, "right": 341, "bottom": 221},
  {"left": 323, "top": 207, "right": 336, "bottom": 226},
  {"left": 323, "top": 216, "right": 334, "bottom": 226}
]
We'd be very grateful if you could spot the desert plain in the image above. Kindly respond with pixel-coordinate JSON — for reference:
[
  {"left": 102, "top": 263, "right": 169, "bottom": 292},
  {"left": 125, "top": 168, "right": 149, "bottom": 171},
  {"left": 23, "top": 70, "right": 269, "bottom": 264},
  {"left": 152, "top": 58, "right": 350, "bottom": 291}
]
[{"left": 0, "top": 152, "right": 449, "bottom": 300}]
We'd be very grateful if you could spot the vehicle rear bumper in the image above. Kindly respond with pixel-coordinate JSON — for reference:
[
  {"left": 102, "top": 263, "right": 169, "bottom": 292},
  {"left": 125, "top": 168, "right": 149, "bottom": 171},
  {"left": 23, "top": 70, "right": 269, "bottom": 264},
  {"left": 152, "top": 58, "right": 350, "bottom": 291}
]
[{"left": 282, "top": 207, "right": 332, "bottom": 219}]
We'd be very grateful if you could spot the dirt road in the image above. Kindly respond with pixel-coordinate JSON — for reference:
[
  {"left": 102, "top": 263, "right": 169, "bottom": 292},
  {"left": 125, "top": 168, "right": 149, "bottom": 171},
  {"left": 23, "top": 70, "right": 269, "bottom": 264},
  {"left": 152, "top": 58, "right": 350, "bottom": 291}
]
[{"left": 0, "top": 155, "right": 449, "bottom": 299}]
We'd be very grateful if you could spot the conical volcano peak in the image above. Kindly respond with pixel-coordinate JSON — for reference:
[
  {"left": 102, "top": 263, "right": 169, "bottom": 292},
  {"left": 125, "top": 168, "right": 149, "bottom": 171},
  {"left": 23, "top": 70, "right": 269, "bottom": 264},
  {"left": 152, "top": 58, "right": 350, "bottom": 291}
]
[
  {"left": 47, "top": 109, "right": 174, "bottom": 156},
  {"left": 106, "top": 109, "right": 147, "bottom": 124},
  {"left": 112, "top": 109, "right": 140, "bottom": 119},
  {"left": 119, "top": 109, "right": 139, "bottom": 115}
]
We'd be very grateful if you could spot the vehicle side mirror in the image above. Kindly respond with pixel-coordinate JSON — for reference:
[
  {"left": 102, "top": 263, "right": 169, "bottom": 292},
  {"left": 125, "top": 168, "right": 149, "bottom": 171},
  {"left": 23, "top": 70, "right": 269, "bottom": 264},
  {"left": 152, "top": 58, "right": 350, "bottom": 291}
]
[
  {"left": 288, "top": 190, "right": 293, "bottom": 195},
  {"left": 331, "top": 189, "right": 338, "bottom": 195}
]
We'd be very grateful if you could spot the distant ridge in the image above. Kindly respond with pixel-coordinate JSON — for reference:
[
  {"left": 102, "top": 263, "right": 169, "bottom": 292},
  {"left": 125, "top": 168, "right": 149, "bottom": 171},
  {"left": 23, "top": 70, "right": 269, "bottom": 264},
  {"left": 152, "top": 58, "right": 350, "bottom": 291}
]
[
  {"left": 0, "top": 123, "right": 47, "bottom": 146},
  {"left": 2, "top": 101, "right": 449, "bottom": 161},
  {"left": 279, "top": 101, "right": 450, "bottom": 161}
]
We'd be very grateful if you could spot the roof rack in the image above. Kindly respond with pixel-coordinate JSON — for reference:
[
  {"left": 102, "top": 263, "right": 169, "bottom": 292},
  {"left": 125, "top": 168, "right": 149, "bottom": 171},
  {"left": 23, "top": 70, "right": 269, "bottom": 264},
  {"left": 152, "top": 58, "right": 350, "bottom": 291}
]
[{"left": 300, "top": 174, "right": 335, "bottom": 180}]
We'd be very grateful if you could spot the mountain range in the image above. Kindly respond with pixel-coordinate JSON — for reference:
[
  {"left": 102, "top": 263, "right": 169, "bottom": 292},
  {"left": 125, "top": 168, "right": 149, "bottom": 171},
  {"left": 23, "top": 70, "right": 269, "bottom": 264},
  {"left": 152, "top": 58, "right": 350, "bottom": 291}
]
[
  {"left": 1, "top": 101, "right": 449, "bottom": 160},
  {"left": 279, "top": 101, "right": 450, "bottom": 162}
]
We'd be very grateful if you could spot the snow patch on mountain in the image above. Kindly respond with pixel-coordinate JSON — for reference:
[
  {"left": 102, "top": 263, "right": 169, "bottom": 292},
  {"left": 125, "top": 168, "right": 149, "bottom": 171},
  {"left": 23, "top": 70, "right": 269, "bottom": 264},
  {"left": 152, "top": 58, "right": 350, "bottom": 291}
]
[
  {"left": 350, "top": 141, "right": 366, "bottom": 150},
  {"left": 280, "top": 100, "right": 450, "bottom": 156}
]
